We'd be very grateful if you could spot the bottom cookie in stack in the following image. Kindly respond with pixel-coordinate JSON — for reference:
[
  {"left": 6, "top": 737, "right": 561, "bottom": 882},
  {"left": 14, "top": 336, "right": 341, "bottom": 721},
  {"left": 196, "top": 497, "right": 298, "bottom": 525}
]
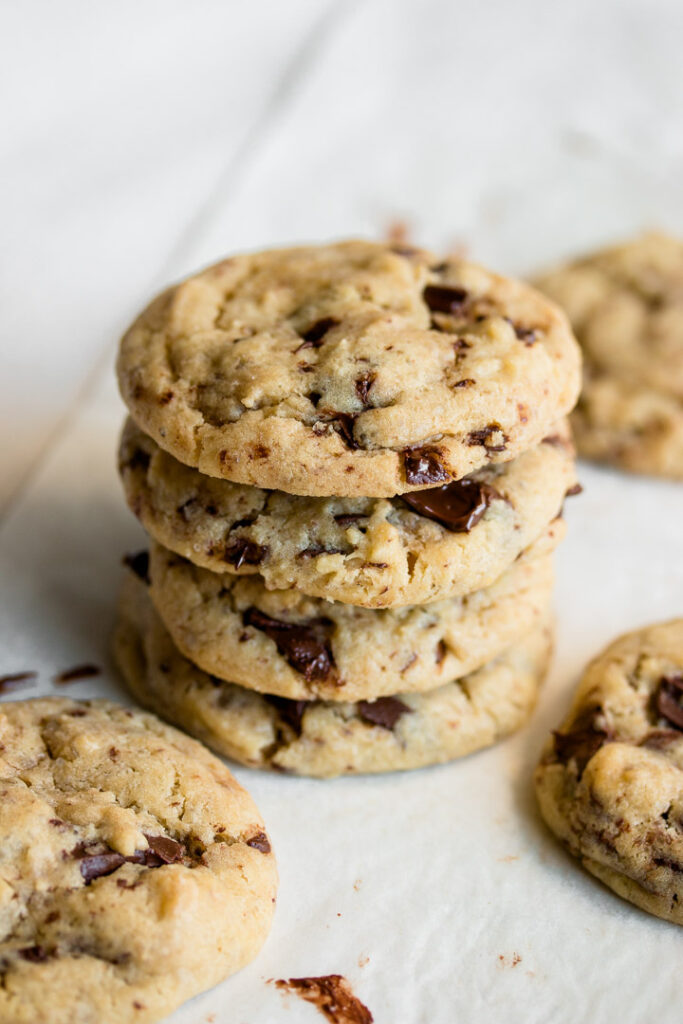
[{"left": 114, "top": 570, "right": 553, "bottom": 778}]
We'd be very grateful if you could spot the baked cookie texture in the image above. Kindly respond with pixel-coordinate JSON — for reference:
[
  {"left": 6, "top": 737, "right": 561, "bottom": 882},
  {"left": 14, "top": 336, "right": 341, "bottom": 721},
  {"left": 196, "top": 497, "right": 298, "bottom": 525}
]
[
  {"left": 0, "top": 697, "right": 277, "bottom": 1023},
  {"left": 535, "top": 619, "right": 683, "bottom": 925},
  {"left": 120, "top": 417, "right": 576, "bottom": 607},
  {"left": 114, "top": 573, "right": 552, "bottom": 778},
  {"left": 117, "top": 240, "right": 581, "bottom": 497},
  {"left": 536, "top": 232, "right": 683, "bottom": 479},
  {"left": 147, "top": 522, "right": 560, "bottom": 701}
]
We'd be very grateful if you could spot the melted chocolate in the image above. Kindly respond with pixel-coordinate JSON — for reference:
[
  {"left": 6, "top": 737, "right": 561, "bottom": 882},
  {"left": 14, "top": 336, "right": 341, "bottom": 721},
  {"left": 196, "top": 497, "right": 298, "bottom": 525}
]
[
  {"left": 244, "top": 609, "right": 335, "bottom": 681},
  {"left": 275, "top": 975, "right": 374, "bottom": 1024},
  {"left": 143, "top": 834, "right": 184, "bottom": 864},
  {"left": 358, "top": 697, "right": 411, "bottom": 730},
  {"left": 423, "top": 284, "right": 469, "bottom": 314},
  {"left": 403, "top": 447, "right": 450, "bottom": 486},
  {"left": 655, "top": 675, "right": 683, "bottom": 730},
  {"left": 402, "top": 478, "right": 501, "bottom": 532},
  {"left": 224, "top": 538, "right": 268, "bottom": 569},
  {"left": 76, "top": 835, "right": 185, "bottom": 883}
]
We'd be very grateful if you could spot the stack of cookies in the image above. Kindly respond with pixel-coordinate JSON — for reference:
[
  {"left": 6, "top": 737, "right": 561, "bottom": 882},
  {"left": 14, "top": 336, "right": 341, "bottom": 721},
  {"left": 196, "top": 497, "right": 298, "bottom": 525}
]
[{"left": 114, "top": 240, "right": 581, "bottom": 777}]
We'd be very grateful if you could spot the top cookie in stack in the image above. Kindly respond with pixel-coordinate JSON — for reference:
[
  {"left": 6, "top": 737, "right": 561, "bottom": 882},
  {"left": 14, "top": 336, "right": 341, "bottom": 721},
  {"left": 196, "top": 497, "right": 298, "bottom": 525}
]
[{"left": 115, "top": 240, "right": 580, "bottom": 776}]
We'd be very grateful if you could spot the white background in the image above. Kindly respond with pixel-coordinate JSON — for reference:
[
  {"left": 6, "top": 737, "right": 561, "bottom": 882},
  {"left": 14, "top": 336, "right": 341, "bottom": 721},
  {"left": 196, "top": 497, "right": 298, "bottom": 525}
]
[{"left": 1, "top": 2, "right": 683, "bottom": 1021}]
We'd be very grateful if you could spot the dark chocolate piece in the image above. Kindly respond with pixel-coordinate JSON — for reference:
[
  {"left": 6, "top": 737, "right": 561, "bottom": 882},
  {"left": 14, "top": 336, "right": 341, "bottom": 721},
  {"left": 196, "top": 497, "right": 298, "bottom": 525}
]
[
  {"left": 332, "top": 413, "right": 359, "bottom": 450},
  {"left": 54, "top": 664, "right": 100, "bottom": 684},
  {"left": 143, "top": 834, "right": 184, "bottom": 864},
  {"left": 402, "top": 478, "right": 501, "bottom": 532},
  {"left": 358, "top": 697, "right": 411, "bottom": 730},
  {"left": 565, "top": 483, "right": 583, "bottom": 497},
  {"left": 553, "top": 708, "right": 614, "bottom": 776},
  {"left": 224, "top": 538, "right": 268, "bottom": 569},
  {"left": 244, "top": 609, "right": 334, "bottom": 682},
  {"left": 354, "top": 374, "right": 375, "bottom": 406},
  {"left": 78, "top": 850, "right": 127, "bottom": 884},
  {"left": 423, "top": 284, "right": 469, "bottom": 314},
  {"left": 403, "top": 448, "right": 450, "bottom": 486},
  {"left": 0, "top": 671, "right": 37, "bottom": 694},
  {"left": 467, "top": 424, "right": 508, "bottom": 453},
  {"left": 122, "top": 551, "right": 150, "bottom": 584},
  {"left": 246, "top": 831, "right": 272, "bottom": 854},
  {"left": 265, "top": 696, "right": 310, "bottom": 735},
  {"left": 296, "top": 318, "right": 339, "bottom": 351},
  {"left": 656, "top": 675, "right": 683, "bottom": 731},
  {"left": 18, "top": 946, "right": 49, "bottom": 963}
]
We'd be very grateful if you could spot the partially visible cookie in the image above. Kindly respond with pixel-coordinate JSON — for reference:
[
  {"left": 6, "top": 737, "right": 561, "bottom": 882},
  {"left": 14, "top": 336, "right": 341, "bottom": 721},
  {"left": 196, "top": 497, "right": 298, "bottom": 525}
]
[
  {"left": 114, "top": 573, "right": 552, "bottom": 778},
  {"left": 120, "top": 418, "right": 576, "bottom": 607},
  {"left": 146, "top": 522, "right": 560, "bottom": 701},
  {"left": 572, "top": 368, "right": 683, "bottom": 480},
  {"left": 0, "top": 698, "right": 277, "bottom": 1023},
  {"left": 535, "top": 618, "right": 683, "bottom": 924},
  {"left": 117, "top": 240, "right": 580, "bottom": 497},
  {"left": 535, "top": 232, "right": 683, "bottom": 399}
]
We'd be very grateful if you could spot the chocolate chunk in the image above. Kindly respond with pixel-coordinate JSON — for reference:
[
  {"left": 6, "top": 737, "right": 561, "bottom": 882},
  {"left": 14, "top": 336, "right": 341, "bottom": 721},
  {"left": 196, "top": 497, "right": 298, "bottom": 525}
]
[
  {"left": 655, "top": 675, "right": 683, "bottom": 730},
  {"left": 358, "top": 697, "right": 411, "bottom": 730},
  {"left": 506, "top": 320, "right": 537, "bottom": 345},
  {"left": 143, "top": 834, "right": 184, "bottom": 864},
  {"left": 54, "top": 664, "right": 100, "bottom": 684},
  {"left": 553, "top": 709, "right": 614, "bottom": 776},
  {"left": 354, "top": 374, "right": 375, "bottom": 406},
  {"left": 565, "top": 483, "right": 583, "bottom": 497},
  {"left": 403, "top": 448, "right": 450, "bottom": 486},
  {"left": 78, "top": 850, "right": 127, "bottom": 884},
  {"left": 19, "top": 946, "right": 48, "bottom": 964},
  {"left": 423, "top": 284, "right": 469, "bottom": 314},
  {"left": 275, "top": 974, "right": 374, "bottom": 1024},
  {"left": 246, "top": 831, "right": 271, "bottom": 854},
  {"left": 453, "top": 378, "right": 475, "bottom": 388},
  {"left": 402, "top": 478, "right": 501, "bottom": 532},
  {"left": 265, "top": 696, "right": 310, "bottom": 735},
  {"left": 0, "top": 671, "right": 37, "bottom": 694},
  {"left": 297, "top": 544, "right": 346, "bottom": 559},
  {"left": 224, "top": 538, "right": 268, "bottom": 569},
  {"left": 332, "top": 413, "right": 359, "bottom": 450},
  {"left": 123, "top": 551, "right": 150, "bottom": 584},
  {"left": 334, "top": 513, "right": 367, "bottom": 528},
  {"left": 296, "top": 317, "right": 339, "bottom": 351},
  {"left": 244, "top": 609, "right": 335, "bottom": 682},
  {"left": 467, "top": 424, "right": 508, "bottom": 453}
]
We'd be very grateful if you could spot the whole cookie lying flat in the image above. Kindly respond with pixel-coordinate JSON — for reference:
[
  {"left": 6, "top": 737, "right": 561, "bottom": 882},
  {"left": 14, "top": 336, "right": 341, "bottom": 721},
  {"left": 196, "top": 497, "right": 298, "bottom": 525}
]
[
  {"left": 0, "top": 697, "right": 277, "bottom": 1023},
  {"left": 572, "top": 367, "right": 683, "bottom": 480},
  {"left": 146, "top": 521, "right": 559, "bottom": 701},
  {"left": 536, "top": 232, "right": 683, "bottom": 399},
  {"left": 117, "top": 240, "right": 580, "bottom": 497},
  {"left": 114, "top": 574, "right": 552, "bottom": 778},
  {"left": 120, "top": 418, "right": 575, "bottom": 607},
  {"left": 535, "top": 619, "right": 683, "bottom": 924}
]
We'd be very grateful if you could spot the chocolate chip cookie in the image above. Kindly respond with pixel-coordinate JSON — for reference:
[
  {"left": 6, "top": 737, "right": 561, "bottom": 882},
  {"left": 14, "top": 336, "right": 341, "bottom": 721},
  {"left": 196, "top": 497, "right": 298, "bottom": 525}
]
[
  {"left": 146, "top": 522, "right": 559, "bottom": 701},
  {"left": 117, "top": 240, "right": 580, "bottom": 497},
  {"left": 114, "top": 573, "right": 552, "bottom": 777},
  {"left": 535, "top": 619, "right": 683, "bottom": 924},
  {"left": 120, "top": 418, "right": 575, "bottom": 607},
  {"left": 0, "top": 697, "right": 277, "bottom": 1023}
]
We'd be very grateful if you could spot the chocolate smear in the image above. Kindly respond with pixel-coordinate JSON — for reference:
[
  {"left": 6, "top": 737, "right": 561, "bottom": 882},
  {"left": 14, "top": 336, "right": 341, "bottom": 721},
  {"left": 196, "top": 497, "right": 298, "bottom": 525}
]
[
  {"left": 224, "top": 538, "right": 268, "bottom": 569},
  {"left": 423, "top": 284, "right": 469, "bottom": 315},
  {"left": 402, "top": 478, "right": 501, "bottom": 532},
  {"left": 655, "top": 675, "right": 683, "bottom": 731},
  {"left": 403, "top": 447, "right": 450, "bottom": 487},
  {"left": 0, "top": 671, "right": 37, "bottom": 694},
  {"left": 123, "top": 551, "right": 150, "bottom": 584},
  {"left": 246, "top": 831, "right": 272, "bottom": 854},
  {"left": 358, "top": 697, "right": 411, "bottom": 730},
  {"left": 244, "top": 609, "right": 335, "bottom": 682},
  {"left": 54, "top": 664, "right": 100, "bottom": 684},
  {"left": 275, "top": 974, "right": 374, "bottom": 1024},
  {"left": 296, "top": 318, "right": 339, "bottom": 351},
  {"left": 265, "top": 696, "right": 310, "bottom": 735}
]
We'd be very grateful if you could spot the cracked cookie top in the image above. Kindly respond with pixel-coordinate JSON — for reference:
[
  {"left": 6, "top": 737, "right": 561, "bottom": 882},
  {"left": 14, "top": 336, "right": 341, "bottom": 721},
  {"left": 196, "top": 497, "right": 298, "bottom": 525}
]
[
  {"left": 535, "top": 618, "right": 683, "bottom": 925},
  {"left": 117, "top": 240, "right": 581, "bottom": 497},
  {"left": 0, "top": 697, "right": 277, "bottom": 1024}
]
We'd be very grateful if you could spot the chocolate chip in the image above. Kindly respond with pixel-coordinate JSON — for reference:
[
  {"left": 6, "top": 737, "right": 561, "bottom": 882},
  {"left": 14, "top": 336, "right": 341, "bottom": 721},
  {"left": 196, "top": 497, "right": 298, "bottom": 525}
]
[
  {"left": 54, "top": 664, "right": 100, "bottom": 684},
  {"left": 467, "top": 424, "right": 508, "bottom": 453},
  {"left": 123, "top": 551, "right": 150, "bottom": 584},
  {"left": 423, "top": 284, "right": 469, "bottom": 314},
  {"left": 224, "top": 538, "right": 268, "bottom": 569},
  {"left": 508, "top": 321, "right": 537, "bottom": 345},
  {"left": 78, "top": 850, "right": 127, "bottom": 883},
  {"left": 553, "top": 709, "right": 614, "bottom": 776},
  {"left": 333, "top": 513, "right": 367, "bottom": 528},
  {"left": 158, "top": 389, "right": 174, "bottom": 404},
  {"left": 143, "top": 834, "right": 184, "bottom": 864},
  {"left": 332, "top": 413, "right": 359, "bottom": 449},
  {"left": 0, "top": 671, "right": 37, "bottom": 694},
  {"left": 246, "top": 831, "right": 271, "bottom": 854},
  {"left": 453, "top": 378, "right": 475, "bottom": 388},
  {"left": 19, "top": 946, "right": 48, "bottom": 963},
  {"left": 297, "top": 544, "right": 346, "bottom": 559},
  {"left": 403, "top": 448, "right": 450, "bottom": 487},
  {"left": 565, "top": 483, "right": 583, "bottom": 497},
  {"left": 402, "top": 478, "right": 501, "bottom": 532},
  {"left": 358, "top": 697, "right": 411, "bottom": 730},
  {"left": 265, "top": 696, "right": 310, "bottom": 735},
  {"left": 296, "top": 317, "right": 338, "bottom": 351},
  {"left": 355, "top": 374, "right": 375, "bottom": 406},
  {"left": 244, "top": 609, "right": 335, "bottom": 682},
  {"left": 655, "top": 675, "right": 683, "bottom": 730}
]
